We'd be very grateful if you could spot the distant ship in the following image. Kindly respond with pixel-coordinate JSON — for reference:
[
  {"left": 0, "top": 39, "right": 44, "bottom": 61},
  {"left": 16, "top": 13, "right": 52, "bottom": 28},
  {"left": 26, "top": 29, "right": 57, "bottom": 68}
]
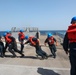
[
  {"left": 11, "top": 27, "right": 39, "bottom": 38},
  {"left": 11, "top": 27, "right": 39, "bottom": 32}
]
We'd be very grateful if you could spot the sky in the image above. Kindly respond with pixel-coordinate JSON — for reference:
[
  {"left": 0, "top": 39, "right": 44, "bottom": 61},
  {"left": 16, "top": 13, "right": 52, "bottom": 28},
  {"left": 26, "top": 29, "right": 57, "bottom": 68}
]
[{"left": 0, "top": 0, "right": 76, "bottom": 31}]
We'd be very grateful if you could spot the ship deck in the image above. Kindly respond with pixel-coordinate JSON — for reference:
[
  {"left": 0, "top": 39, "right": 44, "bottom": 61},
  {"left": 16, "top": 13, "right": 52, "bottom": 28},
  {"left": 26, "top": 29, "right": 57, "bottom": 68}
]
[{"left": 0, "top": 35, "right": 70, "bottom": 75}]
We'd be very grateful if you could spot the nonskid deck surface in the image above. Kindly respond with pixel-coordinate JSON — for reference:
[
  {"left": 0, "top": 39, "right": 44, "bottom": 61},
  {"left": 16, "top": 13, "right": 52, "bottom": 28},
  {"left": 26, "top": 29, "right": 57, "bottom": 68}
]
[
  {"left": 0, "top": 35, "right": 70, "bottom": 75},
  {"left": 0, "top": 64, "right": 70, "bottom": 75}
]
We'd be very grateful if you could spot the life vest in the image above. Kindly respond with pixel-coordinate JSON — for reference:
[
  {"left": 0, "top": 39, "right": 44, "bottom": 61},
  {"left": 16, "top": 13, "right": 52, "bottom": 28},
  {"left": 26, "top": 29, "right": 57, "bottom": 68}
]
[
  {"left": 5, "top": 36, "right": 12, "bottom": 44},
  {"left": 48, "top": 36, "right": 54, "bottom": 44},
  {"left": 29, "top": 37, "right": 39, "bottom": 46},
  {"left": 67, "top": 24, "right": 76, "bottom": 43},
  {"left": 18, "top": 32, "right": 25, "bottom": 40},
  {"left": 7, "top": 33, "right": 11, "bottom": 37}
]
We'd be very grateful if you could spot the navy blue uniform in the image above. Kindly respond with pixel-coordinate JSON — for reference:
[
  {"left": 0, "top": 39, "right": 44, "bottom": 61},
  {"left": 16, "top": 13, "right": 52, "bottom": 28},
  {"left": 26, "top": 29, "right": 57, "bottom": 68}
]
[
  {"left": 63, "top": 33, "right": 76, "bottom": 75},
  {"left": 25, "top": 37, "right": 48, "bottom": 59},
  {"left": 0, "top": 41, "right": 5, "bottom": 57},
  {"left": 44, "top": 37, "right": 57, "bottom": 58}
]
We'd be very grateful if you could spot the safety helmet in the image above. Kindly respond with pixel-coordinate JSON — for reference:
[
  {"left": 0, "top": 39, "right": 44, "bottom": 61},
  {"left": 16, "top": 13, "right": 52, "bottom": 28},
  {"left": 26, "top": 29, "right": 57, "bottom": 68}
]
[
  {"left": 3, "top": 33, "right": 7, "bottom": 37},
  {"left": 25, "top": 36, "right": 29, "bottom": 40},
  {"left": 6, "top": 30, "right": 10, "bottom": 33},
  {"left": 47, "top": 33, "right": 52, "bottom": 38},
  {"left": 71, "top": 16, "right": 76, "bottom": 24},
  {"left": 20, "top": 30, "right": 23, "bottom": 32}
]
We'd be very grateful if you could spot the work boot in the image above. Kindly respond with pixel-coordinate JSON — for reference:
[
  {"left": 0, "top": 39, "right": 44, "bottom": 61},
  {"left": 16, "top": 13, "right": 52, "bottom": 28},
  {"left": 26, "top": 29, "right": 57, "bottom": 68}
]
[
  {"left": 12, "top": 55, "right": 17, "bottom": 58},
  {"left": 20, "top": 54, "right": 24, "bottom": 57},
  {"left": 45, "top": 56, "right": 48, "bottom": 59},
  {"left": 1, "top": 55, "right": 4, "bottom": 58},
  {"left": 40, "top": 56, "right": 45, "bottom": 60},
  {"left": 53, "top": 55, "right": 56, "bottom": 58},
  {"left": 36, "top": 54, "right": 38, "bottom": 57}
]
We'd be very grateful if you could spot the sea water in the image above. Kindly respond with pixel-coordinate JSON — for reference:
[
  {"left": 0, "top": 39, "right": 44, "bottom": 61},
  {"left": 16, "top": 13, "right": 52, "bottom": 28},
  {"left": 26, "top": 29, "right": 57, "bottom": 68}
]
[{"left": 39, "top": 30, "right": 66, "bottom": 38}]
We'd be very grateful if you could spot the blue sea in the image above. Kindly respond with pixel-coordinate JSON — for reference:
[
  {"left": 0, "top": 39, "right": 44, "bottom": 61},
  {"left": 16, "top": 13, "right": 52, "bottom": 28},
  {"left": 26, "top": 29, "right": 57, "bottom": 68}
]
[
  {"left": 0, "top": 31, "right": 7, "bottom": 36},
  {"left": 40, "top": 30, "right": 66, "bottom": 38},
  {"left": 0, "top": 30, "right": 66, "bottom": 38}
]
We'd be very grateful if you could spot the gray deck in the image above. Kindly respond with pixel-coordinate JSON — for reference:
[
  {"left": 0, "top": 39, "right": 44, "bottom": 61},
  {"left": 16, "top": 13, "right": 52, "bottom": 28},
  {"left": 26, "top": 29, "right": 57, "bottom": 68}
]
[{"left": 0, "top": 35, "right": 70, "bottom": 75}]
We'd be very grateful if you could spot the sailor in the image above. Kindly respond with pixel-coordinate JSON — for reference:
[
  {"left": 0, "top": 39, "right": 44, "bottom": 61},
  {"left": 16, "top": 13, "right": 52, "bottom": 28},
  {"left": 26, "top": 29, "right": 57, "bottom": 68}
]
[
  {"left": 24, "top": 36, "right": 48, "bottom": 59},
  {"left": 3, "top": 33, "right": 24, "bottom": 57},
  {"left": 4, "top": 30, "right": 11, "bottom": 52},
  {"left": 44, "top": 33, "right": 58, "bottom": 58},
  {"left": 18, "top": 30, "right": 25, "bottom": 53},
  {"left": 0, "top": 36, "right": 5, "bottom": 57},
  {"left": 63, "top": 16, "right": 76, "bottom": 75}
]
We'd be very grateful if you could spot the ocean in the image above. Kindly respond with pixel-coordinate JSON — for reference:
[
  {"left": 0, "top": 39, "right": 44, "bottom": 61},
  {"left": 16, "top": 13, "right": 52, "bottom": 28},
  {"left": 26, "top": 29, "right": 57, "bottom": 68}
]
[
  {"left": 40, "top": 30, "right": 66, "bottom": 35},
  {"left": 39, "top": 30, "right": 66, "bottom": 38},
  {"left": 0, "top": 31, "right": 7, "bottom": 36},
  {"left": 0, "top": 30, "right": 66, "bottom": 38}
]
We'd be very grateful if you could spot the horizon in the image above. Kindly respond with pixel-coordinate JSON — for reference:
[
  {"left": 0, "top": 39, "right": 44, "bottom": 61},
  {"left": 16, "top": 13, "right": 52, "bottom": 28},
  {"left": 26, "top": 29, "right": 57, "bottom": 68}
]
[{"left": 0, "top": 29, "right": 66, "bottom": 32}]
